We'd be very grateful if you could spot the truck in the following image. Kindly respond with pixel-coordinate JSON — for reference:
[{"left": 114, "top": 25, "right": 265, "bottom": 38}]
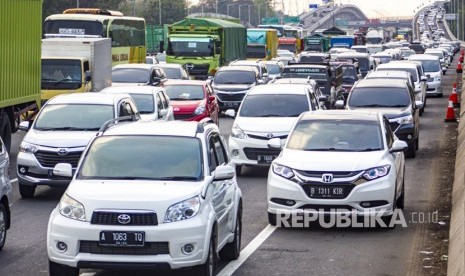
[
  {"left": 304, "top": 34, "right": 330, "bottom": 52},
  {"left": 366, "top": 29, "right": 384, "bottom": 44},
  {"left": 246, "top": 28, "right": 278, "bottom": 60},
  {"left": 146, "top": 24, "right": 169, "bottom": 54},
  {"left": 330, "top": 36, "right": 354, "bottom": 49},
  {"left": 41, "top": 38, "right": 112, "bottom": 101},
  {"left": 353, "top": 32, "right": 366, "bottom": 45},
  {"left": 166, "top": 18, "right": 247, "bottom": 79},
  {"left": 0, "top": 0, "right": 42, "bottom": 152}
]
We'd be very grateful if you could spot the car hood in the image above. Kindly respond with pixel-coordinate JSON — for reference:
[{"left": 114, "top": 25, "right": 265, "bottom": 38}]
[
  {"left": 277, "top": 149, "right": 386, "bottom": 171},
  {"left": 235, "top": 116, "right": 298, "bottom": 133},
  {"left": 348, "top": 107, "right": 411, "bottom": 119},
  {"left": 171, "top": 100, "right": 204, "bottom": 113},
  {"left": 24, "top": 130, "right": 97, "bottom": 148},
  {"left": 66, "top": 180, "right": 204, "bottom": 219}
]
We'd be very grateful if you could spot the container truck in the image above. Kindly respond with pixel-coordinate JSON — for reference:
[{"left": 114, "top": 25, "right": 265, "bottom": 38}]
[
  {"left": 0, "top": 0, "right": 42, "bottom": 152},
  {"left": 41, "top": 38, "right": 112, "bottom": 101},
  {"left": 330, "top": 36, "right": 354, "bottom": 49},
  {"left": 304, "top": 34, "right": 330, "bottom": 52},
  {"left": 166, "top": 18, "right": 247, "bottom": 79},
  {"left": 246, "top": 28, "right": 278, "bottom": 60}
]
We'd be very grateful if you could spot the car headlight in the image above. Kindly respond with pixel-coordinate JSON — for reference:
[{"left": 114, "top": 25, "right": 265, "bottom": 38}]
[
  {"left": 363, "top": 165, "right": 391, "bottom": 181},
  {"left": 231, "top": 124, "right": 247, "bottom": 139},
  {"left": 435, "top": 76, "right": 441, "bottom": 81},
  {"left": 194, "top": 105, "right": 206, "bottom": 115},
  {"left": 19, "top": 141, "right": 38, "bottom": 154},
  {"left": 59, "top": 193, "right": 86, "bottom": 221},
  {"left": 396, "top": 115, "right": 414, "bottom": 124},
  {"left": 272, "top": 163, "right": 294, "bottom": 179},
  {"left": 164, "top": 196, "right": 200, "bottom": 223}
]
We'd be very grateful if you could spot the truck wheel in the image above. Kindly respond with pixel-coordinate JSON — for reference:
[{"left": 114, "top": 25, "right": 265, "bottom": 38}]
[
  {"left": 0, "top": 115, "right": 11, "bottom": 153},
  {"left": 0, "top": 204, "right": 7, "bottom": 251},
  {"left": 49, "top": 260, "right": 79, "bottom": 276},
  {"left": 19, "top": 182, "right": 36, "bottom": 198}
]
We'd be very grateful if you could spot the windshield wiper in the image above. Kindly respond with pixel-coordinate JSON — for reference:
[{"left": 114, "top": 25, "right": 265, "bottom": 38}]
[
  {"left": 357, "top": 148, "right": 382, "bottom": 152},
  {"left": 353, "top": 104, "right": 387, "bottom": 107},
  {"left": 35, "top": 127, "right": 99, "bottom": 131},
  {"left": 383, "top": 105, "right": 408, "bottom": 107},
  {"left": 169, "top": 98, "right": 189, "bottom": 101},
  {"left": 305, "top": 148, "right": 358, "bottom": 152},
  {"left": 157, "top": 176, "right": 199, "bottom": 181},
  {"left": 260, "top": 114, "right": 282, "bottom": 117}
]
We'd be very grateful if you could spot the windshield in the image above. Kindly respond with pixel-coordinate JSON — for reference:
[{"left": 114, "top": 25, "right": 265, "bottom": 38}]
[
  {"left": 355, "top": 58, "right": 369, "bottom": 71},
  {"left": 299, "top": 55, "right": 325, "bottom": 63},
  {"left": 342, "top": 65, "right": 358, "bottom": 83},
  {"left": 352, "top": 48, "right": 367, "bottom": 53},
  {"left": 41, "top": 59, "right": 82, "bottom": 90},
  {"left": 214, "top": 71, "right": 255, "bottom": 85},
  {"left": 44, "top": 20, "right": 103, "bottom": 36},
  {"left": 278, "top": 44, "right": 296, "bottom": 53},
  {"left": 161, "top": 67, "right": 182, "bottom": 79},
  {"left": 265, "top": 64, "right": 281, "bottom": 74},
  {"left": 377, "top": 67, "right": 418, "bottom": 82},
  {"left": 375, "top": 56, "right": 391, "bottom": 64},
  {"left": 78, "top": 136, "right": 203, "bottom": 180},
  {"left": 239, "top": 94, "right": 310, "bottom": 117},
  {"left": 305, "top": 44, "right": 323, "bottom": 51},
  {"left": 112, "top": 68, "right": 150, "bottom": 83},
  {"left": 425, "top": 51, "right": 444, "bottom": 59},
  {"left": 348, "top": 87, "right": 410, "bottom": 108},
  {"left": 287, "top": 119, "right": 383, "bottom": 151},
  {"left": 415, "top": 60, "right": 441, "bottom": 72},
  {"left": 167, "top": 39, "right": 214, "bottom": 57},
  {"left": 247, "top": 45, "right": 266, "bottom": 58},
  {"left": 129, "top": 94, "right": 154, "bottom": 114},
  {"left": 34, "top": 104, "right": 114, "bottom": 130},
  {"left": 164, "top": 85, "right": 205, "bottom": 100}
]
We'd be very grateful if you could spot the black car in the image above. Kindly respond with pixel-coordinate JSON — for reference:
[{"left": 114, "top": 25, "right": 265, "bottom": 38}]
[
  {"left": 344, "top": 79, "right": 422, "bottom": 158},
  {"left": 409, "top": 43, "right": 425, "bottom": 54}
]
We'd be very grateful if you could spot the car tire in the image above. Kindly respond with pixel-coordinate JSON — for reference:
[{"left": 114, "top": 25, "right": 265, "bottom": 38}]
[
  {"left": 195, "top": 232, "right": 217, "bottom": 276},
  {"left": 0, "top": 204, "right": 7, "bottom": 251},
  {"left": 219, "top": 205, "right": 242, "bottom": 261},
  {"left": 406, "top": 142, "right": 416, "bottom": 158},
  {"left": 235, "top": 165, "right": 242, "bottom": 176},
  {"left": 268, "top": 212, "right": 277, "bottom": 226},
  {"left": 1, "top": 114, "right": 11, "bottom": 153},
  {"left": 19, "top": 183, "right": 36, "bottom": 198},
  {"left": 49, "top": 260, "right": 79, "bottom": 276}
]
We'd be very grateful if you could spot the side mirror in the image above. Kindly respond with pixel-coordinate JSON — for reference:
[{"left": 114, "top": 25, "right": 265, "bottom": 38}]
[
  {"left": 335, "top": 100, "right": 345, "bottom": 109},
  {"left": 420, "top": 76, "right": 427, "bottom": 82},
  {"left": 415, "top": 100, "right": 424, "bottom": 109},
  {"left": 318, "top": 96, "right": 328, "bottom": 103},
  {"left": 19, "top": 121, "right": 31, "bottom": 132},
  {"left": 224, "top": 109, "right": 236, "bottom": 118},
  {"left": 85, "top": 71, "right": 92, "bottom": 82},
  {"left": 357, "top": 74, "right": 363, "bottom": 79},
  {"left": 213, "top": 164, "right": 235, "bottom": 181},
  {"left": 442, "top": 67, "right": 447, "bottom": 72},
  {"left": 53, "top": 163, "right": 73, "bottom": 178},
  {"left": 158, "top": 109, "right": 168, "bottom": 118},
  {"left": 257, "top": 79, "right": 266, "bottom": 85},
  {"left": 209, "top": 95, "right": 216, "bottom": 102},
  {"left": 267, "top": 137, "right": 283, "bottom": 149},
  {"left": 389, "top": 140, "right": 408, "bottom": 153},
  {"left": 152, "top": 77, "right": 162, "bottom": 85}
]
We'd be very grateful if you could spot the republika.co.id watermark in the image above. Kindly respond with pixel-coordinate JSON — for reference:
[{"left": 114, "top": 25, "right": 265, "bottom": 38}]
[{"left": 274, "top": 209, "right": 439, "bottom": 228}]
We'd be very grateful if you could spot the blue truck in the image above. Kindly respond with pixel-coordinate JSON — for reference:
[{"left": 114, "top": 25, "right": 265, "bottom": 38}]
[{"left": 330, "top": 35, "right": 354, "bottom": 49}]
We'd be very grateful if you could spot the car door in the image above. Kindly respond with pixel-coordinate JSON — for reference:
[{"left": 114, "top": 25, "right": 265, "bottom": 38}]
[{"left": 208, "top": 132, "right": 236, "bottom": 243}]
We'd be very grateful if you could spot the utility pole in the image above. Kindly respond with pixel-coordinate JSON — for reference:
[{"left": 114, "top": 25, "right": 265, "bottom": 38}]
[
  {"left": 216, "top": 0, "right": 218, "bottom": 18},
  {"left": 159, "top": 0, "right": 162, "bottom": 25},
  {"left": 77, "top": 0, "right": 79, "bottom": 8},
  {"left": 239, "top": 4, "right": 248, "bottom": 24}
]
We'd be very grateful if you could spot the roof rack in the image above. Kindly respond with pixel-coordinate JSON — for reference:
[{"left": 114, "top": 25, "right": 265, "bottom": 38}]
[
  {"left": 63, "top": 8, "right": 124, "bottom": 16},
  {"left": 97, "top": 115, "right": 139, "bottom": 136},
  {"left": 196, "top": 118, "right": 215, "bottom": 133}
]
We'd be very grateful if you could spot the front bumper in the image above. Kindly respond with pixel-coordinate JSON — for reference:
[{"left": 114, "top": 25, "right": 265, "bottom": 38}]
[
  {"left": 426, "top": 80, "right": 442, "bottom": 96},
  {"left": 47, "top": 209, "right": 212, "bottom": 270}
]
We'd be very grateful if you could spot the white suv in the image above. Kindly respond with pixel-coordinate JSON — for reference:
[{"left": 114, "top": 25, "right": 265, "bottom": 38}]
[
  {"left": 0, "top": 137, "right": 11, "bottom": 250},
  {"left": 17, "top": 93, "right": 140, "bottom": 198},
  {"left": 227, "top": 83, "right": 320, "bottom": 175},
  {"left": 409, "top": 54, "right": 443, "bottom": 97},
  {"left": 47, "top": 120, "right": 242, "bottom": 276}
]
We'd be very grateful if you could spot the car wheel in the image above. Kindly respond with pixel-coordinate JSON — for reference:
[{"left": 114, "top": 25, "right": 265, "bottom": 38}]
[
  {"left": 235, "top": 165, "right": 242, "bottom": 176},
  {"left": 406, "top": 142, "right": 416, "bottom": 158},
  {"left": 415, "top": 137, "right": 419, "bottom": 151},
  {"left": 0, "top": 204, "right": 7, "bottom": 251},
  {"left": 268, "top": 212, "right": 277, "bottom": 226},
  {"left": 49, "top": 260, "right": 79, "bottom": 276},
  {"left": 219, "top": 205, "right": 242, "bottom": 261},
  {"left": 195, "top": 232, "right": 217, "bottom": 276},
  {"left": 19, "top": 183, "right": 36, "bottom": 198}
]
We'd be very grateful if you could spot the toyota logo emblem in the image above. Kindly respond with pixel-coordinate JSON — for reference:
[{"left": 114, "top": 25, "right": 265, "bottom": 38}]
[
  {"left": 57, "top": 148, "right": 68, "bottom": 156},
  {"left": 186, "top": 63, "right": 194, "bottom": 70},
  {"left": 266, "top": 133, "right": 274, "bottom": 138},
  {"left": 321, "top": 173, "right": 333, "bottom": 183},
  {"left": 117, "top": 214, "right": 131, "bottom": 225}
]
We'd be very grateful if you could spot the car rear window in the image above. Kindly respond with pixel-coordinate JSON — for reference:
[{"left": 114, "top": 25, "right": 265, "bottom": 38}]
[{"left": 348, "top": 87, "right": 410, "bottom": 108}]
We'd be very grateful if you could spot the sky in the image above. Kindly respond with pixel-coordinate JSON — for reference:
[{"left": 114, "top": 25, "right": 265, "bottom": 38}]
[{"left": 282, "top": 0, "right": 436, "bottom": 18}]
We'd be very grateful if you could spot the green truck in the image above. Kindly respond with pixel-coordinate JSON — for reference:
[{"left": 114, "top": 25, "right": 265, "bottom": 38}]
[
  {"left": 0, "top": 0, "right": 41, "bottom": 152},
  {"left": 146, "top": 24, "right": 168, "bottom": 54},
  {"left": 305, "top": 34, "right": 330, "bottom": 52},
  {"left": 166, "top": 18, "right": 247, "bottom": 79}
]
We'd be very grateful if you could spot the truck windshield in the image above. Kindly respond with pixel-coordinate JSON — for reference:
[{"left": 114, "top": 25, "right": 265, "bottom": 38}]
[
  {"left": 112, "top": 68, "right": 150, "bottom": 83},
  {"left": 34, "top": 104, "right": 114, "bottom": 131},
  {"left": 214, "top": 71, "right": 256, "bottom": 85},
  {"left": 41, "top": 59, "right": 82, "bottom": 90},
  {"left": 247, "top": 45, "right": 266, "bottom": 58},
  {"left": 167, "top": 39, "right": 214, "bottom": 57},
  {"left": 305, "top": 44, "right": 323, "bottom": 51},
  {"left": 44, "top": 20, "right": 103, "bottom": 36}
]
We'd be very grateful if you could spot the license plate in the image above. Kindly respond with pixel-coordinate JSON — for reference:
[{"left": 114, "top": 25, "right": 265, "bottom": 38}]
[
  {"left": 309, "top": 186, "right": 346, "bottom": 199},
  {"left": 257, "top": 155, "right": 277, "bottom": 163},
  {"left": 99, "top": 231, "right": 145, "bottom": 247},
  {"left": 224, "top": 102, "right": 238, "bottom": 107}
]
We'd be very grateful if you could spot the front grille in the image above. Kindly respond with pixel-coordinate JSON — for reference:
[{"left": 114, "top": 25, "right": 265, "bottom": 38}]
[
  {"left": 247, "top": 133, "right": 288, "bottom": 140},
  {"left": 294, "top": 170, "right": 362, "bottom": 178},
  {"left": 216, "top": 93, "right": 246, "bottom": 102},
  {"left": 243, "top": 147, "right": 281, "bottom": 160},
  {"left": 389, "top": 121, "right": 400, "bottom": 131},
  {"left": 174, "top": 113, "right": 194, "bottom": 120},
  {"left": 91, "top": 211, "right": 158, "bottom": 226},
  {"left": 79, "top": 241, "right": 169, "bottom": 255},
  {"left": 186, "top": 64, "right": 210, "bottom": 76},
  {"left": 34, "top": 150, "right": 82, "bottom": 168}
]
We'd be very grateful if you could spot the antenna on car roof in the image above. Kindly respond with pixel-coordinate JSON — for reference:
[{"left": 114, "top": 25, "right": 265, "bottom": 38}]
[{"left": 97, "top": 115, "right": 139, "bottom": 136}]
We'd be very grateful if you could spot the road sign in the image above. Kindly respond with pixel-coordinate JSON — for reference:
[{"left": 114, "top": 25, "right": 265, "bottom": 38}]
[
  {"left": 309, "top": 4, "right": 318, "bottom": 9},
  {"left": 445, "top": 14, "right": 457, "bottom": 20},
  {"left": 284, "top": 16, "right": 300, "bottom": 24},
  {"left": 262, "top": 17, "right": 279, "bottom": 24}
]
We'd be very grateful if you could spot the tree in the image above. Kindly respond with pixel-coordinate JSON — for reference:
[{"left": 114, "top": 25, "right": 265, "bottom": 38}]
[
  {"left": 139, "top": 0, "right": 187, "bottom": 25},
  {"left": 42, "top": 0, "right": 126, "bottom": 21}
]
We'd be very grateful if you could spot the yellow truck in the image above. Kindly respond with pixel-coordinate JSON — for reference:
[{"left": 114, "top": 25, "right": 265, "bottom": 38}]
[
  {"left": 41, "top": 38, "right": 112, "bottom": 101},
  {"left": 246, "top": 28, "right": 278, "bottom": 60}
]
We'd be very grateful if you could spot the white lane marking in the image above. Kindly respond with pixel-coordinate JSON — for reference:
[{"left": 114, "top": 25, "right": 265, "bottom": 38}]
[
  {"left": 11, "top": 178, "right": 17, "bottom": 183},
  {"left": 217, "top": 224, "right": 277, "bottom": 276}
]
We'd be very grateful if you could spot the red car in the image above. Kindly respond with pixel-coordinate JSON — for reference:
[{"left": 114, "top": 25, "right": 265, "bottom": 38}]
[{"left": 163, "top": 80, "right": 219, "bottom": 125}]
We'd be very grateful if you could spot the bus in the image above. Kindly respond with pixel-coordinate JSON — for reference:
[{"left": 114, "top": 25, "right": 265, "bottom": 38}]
[{"left": 43, "top": 8, "right": 146, "bottom": 65}]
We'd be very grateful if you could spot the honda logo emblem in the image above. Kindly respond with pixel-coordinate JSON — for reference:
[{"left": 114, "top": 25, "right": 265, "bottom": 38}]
[
  {"left": 321, "top": 173, "right": 333, "bottom": 183},
  {"left": 185, "top": 63, "right": 194, "bottom": 70},
  {"left": 266, "top": 133, "right": 274, "bottom": 138},
  {"left": 57, "top": 148, "right": 68, "bottom": 156},
  {"left": 117, "top": 214, "right": 131, "bottom": 225}
]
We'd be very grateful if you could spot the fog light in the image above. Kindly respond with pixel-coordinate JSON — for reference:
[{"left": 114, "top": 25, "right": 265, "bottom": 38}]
[
  {"left": 407, "top": 134, "right": 413, "bottom": 140},
  {"left": 285, "top": 200, "right": 296, "bottom": 206},
  {"left": 56, "top": 241, "right": 67, "bottom": 253},
  {"left": 19, "top": 166, "right": 26, "bottom": 174},
  {"left": 360, "top": 200, "right": 389, "bottom": 208},
  {"left": 360, "top": 201, "right": 371, "bottom": 208},
  {"left": 182, "top": 243, "right": 195, "bottom": 255},
  {"left": 232, "top": 149, "right": 239, "bottom": 156}
]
